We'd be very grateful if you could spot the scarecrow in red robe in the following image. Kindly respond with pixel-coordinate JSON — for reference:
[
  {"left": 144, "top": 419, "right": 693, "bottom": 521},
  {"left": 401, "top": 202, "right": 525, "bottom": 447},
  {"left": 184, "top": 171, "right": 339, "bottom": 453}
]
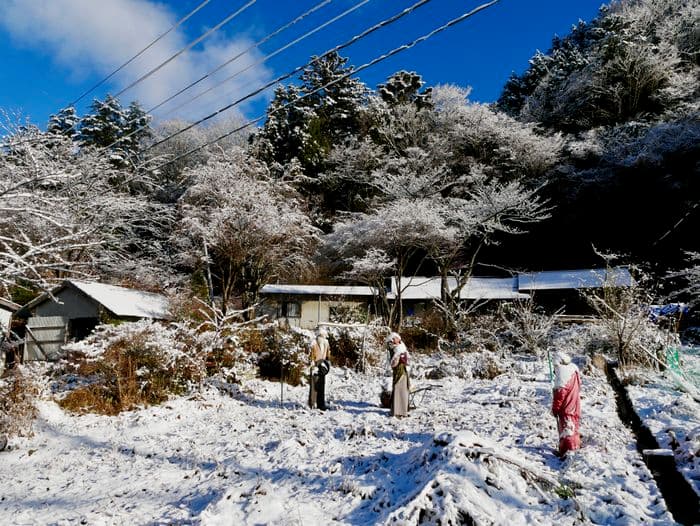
[{"left": 551, "top": 352, "right": 581, "bottom": 457}]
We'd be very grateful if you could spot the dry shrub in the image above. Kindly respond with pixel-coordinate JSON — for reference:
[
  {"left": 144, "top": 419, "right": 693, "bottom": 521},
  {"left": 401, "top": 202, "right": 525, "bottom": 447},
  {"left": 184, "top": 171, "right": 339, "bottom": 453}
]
[
  {"left": 240, "top": 329, "right": 268, "bottom": 354},
  {"left": 472, "top": 353, "right": 505, "bottom": 380},
  {"left": 418, "top": 309, "right": 450, "bottom": 338},
  {"left": 0, "top": 367, "right": 39, "bottom": 438},
  {"left": 400, "top": 326, "right": 439, "bottom": 353},
  {"left": 58, "top": 322, "right": 206, "bottom": 414},
  {"left": 255, "top": 327, "right": 308, "bottom": 386},
  {"left": 328, "top": 331, "right": 361, "bottom": 368}
]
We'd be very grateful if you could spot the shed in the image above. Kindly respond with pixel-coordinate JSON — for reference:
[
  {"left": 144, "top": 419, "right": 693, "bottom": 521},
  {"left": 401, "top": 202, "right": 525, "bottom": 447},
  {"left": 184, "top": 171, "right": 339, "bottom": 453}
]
[
  {"left": 16, "top": 280, "right": 170, "bottom": 361},
  {"left": 0, "top": 297, "right": 20, "bottom": 334},
  {"left": 516, "top": 267, "right": 635, "bottom": 291},
  {"left": 393, "top": 276, "right": 530, "bottom": 317},
  {"left": 516, "top": 267, "right": 635, "bottom": 313},
  {"left": 258, "top": 284, "right": 378, "bottom": 329}
]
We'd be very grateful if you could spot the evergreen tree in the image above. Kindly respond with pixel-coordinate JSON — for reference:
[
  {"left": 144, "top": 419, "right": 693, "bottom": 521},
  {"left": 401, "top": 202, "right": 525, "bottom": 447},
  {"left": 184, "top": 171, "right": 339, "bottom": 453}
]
[
  {"left": 299, "top": 51, "right": 368, "bottom": 145},
  {"left": 78, "top": 95, "right": 152, "bottom": 165},
  {"left": 47, "top": 106, "right": 79, "bottom": 139},
  {"left": 255, "top": 52, "right": 368, "bottom": 178},
  {"left": 256, "top": 85, "right": 315, "bottom": 169},
  {"left": 377, "top": 70, "right": 432, "bottom": 109},
  {"left": 79, "top": 95, "right": 127, "bottom": 148}
]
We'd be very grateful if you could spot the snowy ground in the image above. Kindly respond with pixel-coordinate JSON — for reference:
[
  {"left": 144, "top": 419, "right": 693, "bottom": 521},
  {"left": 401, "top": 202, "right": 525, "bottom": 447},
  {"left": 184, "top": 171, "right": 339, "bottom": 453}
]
[
  {"left": 0, "top": 342, "right": 678, "bottom": 526},
  {"left": 621, "top": 345, "right": 700, "bottom": 498}
]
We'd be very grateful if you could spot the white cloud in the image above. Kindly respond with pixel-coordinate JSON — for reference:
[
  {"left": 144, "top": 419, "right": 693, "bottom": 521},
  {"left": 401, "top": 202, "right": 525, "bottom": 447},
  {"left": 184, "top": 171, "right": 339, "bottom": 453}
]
[{"left": 0, "top": 0, "right": 272, "bottom": 121}]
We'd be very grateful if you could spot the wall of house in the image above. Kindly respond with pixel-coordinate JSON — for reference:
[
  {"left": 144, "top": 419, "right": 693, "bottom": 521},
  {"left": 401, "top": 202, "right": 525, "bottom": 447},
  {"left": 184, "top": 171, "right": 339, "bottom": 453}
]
[
  {"left": 35, "top": 287, "right": 99, "bottom": 319},
  {"left": 259, "top": 296, "right": 369, "bottom": 330}
]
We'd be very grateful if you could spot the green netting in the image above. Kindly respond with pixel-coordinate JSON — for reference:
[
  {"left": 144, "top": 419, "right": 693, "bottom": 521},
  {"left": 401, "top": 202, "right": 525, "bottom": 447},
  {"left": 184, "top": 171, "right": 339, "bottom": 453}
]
[
  {"left": 666, "top": 347, "right": 682, "bottom": 373},
  {"left": 666, "top": 346, "right": 700, "bottom": 390}
]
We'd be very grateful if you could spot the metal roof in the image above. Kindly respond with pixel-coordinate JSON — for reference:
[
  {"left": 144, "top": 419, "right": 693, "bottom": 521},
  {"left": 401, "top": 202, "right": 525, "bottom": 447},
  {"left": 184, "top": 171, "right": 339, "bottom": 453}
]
[
  {"left": 260, "top": 284, "right": 378, "bottom": 296},
  {"left": 19, "top": 280, "right": 170, "bottom": 319},
  {"left": 517, "top": 267, "right": 635, "bottom": 291},
  {"left": 392, "top": 276, "right": 530, "bottom": 300}
]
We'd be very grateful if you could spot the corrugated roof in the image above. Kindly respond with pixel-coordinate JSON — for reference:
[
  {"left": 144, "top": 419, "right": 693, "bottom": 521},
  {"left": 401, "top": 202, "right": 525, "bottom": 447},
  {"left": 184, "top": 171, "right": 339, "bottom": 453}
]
[
  {"left": 67, "top": 281, "right": 170, "bottom": 319},
  {"left": 393, "top": 277, "right": 529, "bottom": 300},
  {"left": 260, "top": 284, "right": 377, "bottom": 296},
  {"left": 19, "top": 280, "right": 170, "bottom": 319},
  {"left": 517, "top": 267, "right": 635, "bottom": 291}
]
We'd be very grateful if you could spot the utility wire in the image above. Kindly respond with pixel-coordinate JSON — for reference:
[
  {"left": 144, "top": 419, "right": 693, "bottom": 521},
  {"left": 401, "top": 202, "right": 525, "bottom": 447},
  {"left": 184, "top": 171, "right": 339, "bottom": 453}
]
[
  {"left": 70, "top": 0, "right": 213, "bottom": 106},
  {"left": 143, "top": 0, "right": 435, "bottom": 153},
  {"left": 2, "top": 0, "right": 216, "bottom": 148},
  {"left": 105, "top": 0, "right": 370, "bottom": 153},
  {"left": 149, "top": 0, "right": 499, "bottom": 172},
  {"left": 153, "top": 0, "right": 370, "bottom": 120},
  {"left": 114, "top": 0, "right": 259, "bottom": 99},
  {"left": 651, "top": 202, "right": 699, "bottom": 247},
  {"left": 145, "top": 0, "right": 335, "bottom": 117}
]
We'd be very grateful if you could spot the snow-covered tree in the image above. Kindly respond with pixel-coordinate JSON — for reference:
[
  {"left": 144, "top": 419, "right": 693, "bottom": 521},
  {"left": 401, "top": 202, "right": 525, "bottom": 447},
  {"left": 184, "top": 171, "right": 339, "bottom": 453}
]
[
  {"left": 255, "top": 52, "right": 368, "bottom": 180},
  {"left": 79, "top": 95, "right": 152, "bottom": 166},
  {"left": 499, "top": 0, "right": 699, "bottom": 131},
  {"left": 0, "top": 118, "right": 174, "bottom": 294},
  {"left": 175, "top": 150, "right": 320, "bottom": 313},
  {"left": 47, "top": 106, "right": 79, "bottom": 139},
  {"left": 667, "top": 251, "right": 700, "bottom": 307},
  {"left": 377, "top": 70, "right": 432, "bottom": 109},
  {"left": 299, "top": 51, "right": 368, "bottom": 146},
  {"left": 326, "top": 198, "right": 450, "bottom": 328},
  {"left": 255, "top": 85, "right": 317, "bottom": 172}
]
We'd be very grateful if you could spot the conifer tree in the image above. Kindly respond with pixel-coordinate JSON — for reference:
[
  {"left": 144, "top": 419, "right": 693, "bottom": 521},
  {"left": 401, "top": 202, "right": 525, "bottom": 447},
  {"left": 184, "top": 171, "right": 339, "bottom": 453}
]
[
  {"left": 377, "top": 70, "right": 432, "bottom": 109},
  {"left": 47, "top": 106, "right": 79, "bottom": 139},
  {"left": 78, "top": 95, "right": 152, "bottom": 165}
]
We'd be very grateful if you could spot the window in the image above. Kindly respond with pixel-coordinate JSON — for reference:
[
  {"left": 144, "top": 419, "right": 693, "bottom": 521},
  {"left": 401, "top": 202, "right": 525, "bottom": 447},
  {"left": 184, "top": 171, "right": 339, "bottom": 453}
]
[{"left": 282, "top": 301, "right": 301, "bottom": 318}]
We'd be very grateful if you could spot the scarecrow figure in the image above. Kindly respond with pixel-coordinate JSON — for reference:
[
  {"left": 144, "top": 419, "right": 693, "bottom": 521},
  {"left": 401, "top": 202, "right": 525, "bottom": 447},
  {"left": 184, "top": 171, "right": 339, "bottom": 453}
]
[{"left": 551, "top": 351, "right": 581, "bottom": 457}]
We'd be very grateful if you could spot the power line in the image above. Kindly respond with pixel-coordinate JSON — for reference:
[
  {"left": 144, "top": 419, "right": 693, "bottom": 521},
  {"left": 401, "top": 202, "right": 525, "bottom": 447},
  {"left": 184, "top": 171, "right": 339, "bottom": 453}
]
[
  {"left": 69, "top": 0, "right": 213, "bottom": 107},
  {"left": 104, "top": 0, "right": 370, "bottom": 154},
  {"left": 144, "top": 0, "right": 435, "bottom": 153},
  {"left": 114, "top": 0, "right": 259, "bottom": 99},
  {"left": 152, "top": 0, "right": 368, "bottom": 120},
  {"left": 149, "top": 0, "right": 499, "bottom": 172},
  {"left": 146, "top": 0, "right": 335, "bottom": 117},
  {"left": 2, "top": 0, "right": 216, "bottom": 148}
]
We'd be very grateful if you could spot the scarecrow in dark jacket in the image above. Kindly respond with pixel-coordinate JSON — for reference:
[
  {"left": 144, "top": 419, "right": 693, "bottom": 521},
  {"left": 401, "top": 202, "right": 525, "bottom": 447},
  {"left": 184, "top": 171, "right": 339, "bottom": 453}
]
[{"left": 308, "top": 327, "right": 330, "bottom": 410}]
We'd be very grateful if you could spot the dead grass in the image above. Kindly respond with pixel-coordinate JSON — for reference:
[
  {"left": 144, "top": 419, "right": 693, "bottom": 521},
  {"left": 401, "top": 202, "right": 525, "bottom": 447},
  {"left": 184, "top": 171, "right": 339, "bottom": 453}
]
[
  {"left": 58, "top": 327, "right": 203, "bottom": 415},
  {"left": 0, "top": 367, "right": 39, "bottom": 438}
]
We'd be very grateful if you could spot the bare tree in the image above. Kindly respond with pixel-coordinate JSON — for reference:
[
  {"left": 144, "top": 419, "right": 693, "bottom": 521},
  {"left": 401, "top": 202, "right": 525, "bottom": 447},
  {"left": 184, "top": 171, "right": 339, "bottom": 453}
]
[
  {"left": 667, "top": 250, "right": 700, "bottom": 307},
  {"left": 0, "top": 117, "right": 172, "bottom": 293},
  {"left": 175, "top": 150, "right": 320, "bottom": 313}
]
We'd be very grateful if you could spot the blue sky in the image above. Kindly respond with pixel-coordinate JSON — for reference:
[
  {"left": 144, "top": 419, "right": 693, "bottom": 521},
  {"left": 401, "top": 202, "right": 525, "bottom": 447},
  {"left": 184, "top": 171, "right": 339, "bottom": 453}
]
[{"left": 0, "top": 0, "right": 605, "bottom": 128}]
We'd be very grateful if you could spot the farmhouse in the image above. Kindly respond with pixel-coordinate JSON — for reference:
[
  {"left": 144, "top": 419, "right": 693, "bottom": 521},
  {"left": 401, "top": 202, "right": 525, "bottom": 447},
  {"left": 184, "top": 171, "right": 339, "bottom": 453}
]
[
  {"left": 15, "top": 280, "right": 170, "bottom": 361},
  {"left": 258, "top": 284, "right": 378, "bottom": 329},
  {"left": 260, "top": 267, "right": 634, "bottom": 327},
  {"left": 394, "top": 275, "right": 530, "bottom": 318},
  {"left": 516, "top": 267, "right": 636, "bottom": 313}
]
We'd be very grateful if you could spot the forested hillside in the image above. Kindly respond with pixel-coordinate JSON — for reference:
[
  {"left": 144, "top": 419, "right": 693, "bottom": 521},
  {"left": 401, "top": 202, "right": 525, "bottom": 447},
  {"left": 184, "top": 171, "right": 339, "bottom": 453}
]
[{"left": 1, "top": 0, "right": 698, "bottom": 306}]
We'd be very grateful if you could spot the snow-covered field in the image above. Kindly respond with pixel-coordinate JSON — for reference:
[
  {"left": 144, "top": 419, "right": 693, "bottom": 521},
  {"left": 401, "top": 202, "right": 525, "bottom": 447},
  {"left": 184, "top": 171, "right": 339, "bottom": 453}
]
[
  {"left": 0, "top": 342, "right": 679, "bottom": 525},
  {"left": 622, "top": 345, "right": 700, "bottom": 498}
]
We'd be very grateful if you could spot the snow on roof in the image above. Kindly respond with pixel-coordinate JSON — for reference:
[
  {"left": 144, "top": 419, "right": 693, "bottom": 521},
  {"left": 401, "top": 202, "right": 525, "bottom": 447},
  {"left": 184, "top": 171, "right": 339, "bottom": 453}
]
[
  {"left": 260, "top": 284, "right": 377, "bottom": 297},
  {"left": 391, "top": 277, "right": 529, "bottom": 300},
  {"left": 517, "top": 267, "right": 635, "bottom": 291},
  {"left": 0, "top": 298, "right": 20, "bottom": 311},
  {"left": 460, "top": 277, "right": 531, "bottom": 300},
  {"left": 66, "top": 281, "right": 170, "bottom": 319}
]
